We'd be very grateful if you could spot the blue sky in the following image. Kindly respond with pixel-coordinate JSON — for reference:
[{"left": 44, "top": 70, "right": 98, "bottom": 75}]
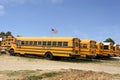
[{"left": 0, "top": 0, "right": 120, "bottom": 44}]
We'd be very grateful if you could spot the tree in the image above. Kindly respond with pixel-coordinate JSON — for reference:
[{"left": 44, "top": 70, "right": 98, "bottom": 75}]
[
  {"left": 0, "top": 31, "right": 13, "bottom": 38},
  {"left": 104, "top": 38, "right": 115, "bottom": 45},
  {"left": 6, "top": 31, "right": 12, "bottom": 36},
  {"left": 0, "top": 32, "right": 6, "bottom": 38},
  {"left": 16, "top": 35, "right": 22, "bottom": 37}
]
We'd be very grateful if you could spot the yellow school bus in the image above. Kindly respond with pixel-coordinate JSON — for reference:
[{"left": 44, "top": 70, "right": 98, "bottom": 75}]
[
  {"left": 0, "top": 36, "right": 16, "bottom": 53},
  {"left": 102, "top": 42, "right": 114, "bottom": 57},
  {"left": 96, "top": 42, "right": 104, "bottom": 57},
  {"left": 1, "top": 36, "right": 16, "bottom": 47},
  {"left": 113, "top": 44, "right": 120, "bottom": 57},
  {"left": 119, "top": 47, "right": 120, "bottom": 57},
  {"left": 80, "top": 40, "right": 96, "bottom": 58},
  {"left": 9, "top": 37, "right": 80, "bottom": 59}
]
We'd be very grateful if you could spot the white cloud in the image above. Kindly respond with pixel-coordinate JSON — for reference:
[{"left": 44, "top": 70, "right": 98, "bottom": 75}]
[{"left": 0, "top": 5, "right": 5, "bottom": 16}]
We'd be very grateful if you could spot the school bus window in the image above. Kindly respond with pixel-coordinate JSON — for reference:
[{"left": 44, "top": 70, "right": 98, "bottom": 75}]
[
  {"left": 83, "top": 44, "right": 87, "bottom": 48},
  {"left": 33, "top": 41, "right": 37, "bottom": 46},
  {"left": 63, "top": 42, "right": 68, "bottom": 46},
  {"left": 43, "top": 41, "right": 46, "bottom": 46},
  {"left": 96, "top": 46, "right": 98, "bottom": 49},
  {"left": 38, "top": 41, "right": 41, "bottom": 46},
  {"left": 16, "top": 40, "right": 21, "bottom": 46},
  {"left": 104, "top": 45, "right": 108, "bottom": 50},
  {"left": 113, "top": 47, "right": 115, "bottom": 51},
  {"left": 16, "top": 40, "right": 20, "bottom": 43},
  {"left": 48, "top": 41, "right": 51, "bottom": 46},
  {"left": 30, "top": 41, "right": 33, "bottom": 45},
  {"left": 75, "top": 42, "right": 79, "bottom": 47},
  {"left": 21, "top": 41, "right": 25, "bottom": 45},
  {"left": 25, "top": 41, "right": 29, "bottom": 45},
  {"left": 58, "top": 42, "right": 62, "bottom": 46},
  {"left": 117, "top": 47, "right": 119, "bottom": 50},
  {"left": 53, "top": 42, "right": 57, "bottom": 46}
]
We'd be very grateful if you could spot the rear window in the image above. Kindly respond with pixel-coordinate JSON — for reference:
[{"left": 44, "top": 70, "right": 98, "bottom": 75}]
[
  {"left": 83, "top": 44, "right": 87, "bottom": 48},
  {"left": 104, "top": 45, "right": 108, "bottom": 50}
]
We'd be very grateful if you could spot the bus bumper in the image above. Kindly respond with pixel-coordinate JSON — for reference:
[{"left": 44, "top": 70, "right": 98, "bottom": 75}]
[
  {"left": 69, "top": 54, "right": 80, "bottom": 58},
  {"left": 86, "top": 54, "right": 96, "bottom": 58}
]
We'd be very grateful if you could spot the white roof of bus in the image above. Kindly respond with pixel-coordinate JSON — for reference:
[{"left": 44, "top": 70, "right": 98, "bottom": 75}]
[
  {"left": 114, "top": 44, "right": 117, "bottom": 46},
  {"left": 0, "top": 38, "right": 2, "bottom": 41},
  {"left": 103, "top": 42, "right": 113, "bottom": 45},
  {"left": 114, "top": 44, "right": 120, "bottom": 46}
]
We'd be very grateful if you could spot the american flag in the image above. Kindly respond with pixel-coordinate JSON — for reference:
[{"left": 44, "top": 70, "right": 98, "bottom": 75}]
[{"left": 51, "top": 28, "right": 58, "bottom": 33}]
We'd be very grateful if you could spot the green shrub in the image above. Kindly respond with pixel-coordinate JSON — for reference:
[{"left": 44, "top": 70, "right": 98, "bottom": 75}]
[{"left": 25, "top": 75, "right": 42, "bottom": 80}]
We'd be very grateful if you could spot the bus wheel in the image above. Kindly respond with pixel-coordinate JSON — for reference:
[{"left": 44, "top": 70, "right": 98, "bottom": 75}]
[
  {"left": 9, "top": 49, "right": 15, "bottom": 56},
  {"left": 44, "top": 52, "right": 54, "bottom": 60},
  {"left": 107, "top": 54, "right": 111, "bottom": 58}
]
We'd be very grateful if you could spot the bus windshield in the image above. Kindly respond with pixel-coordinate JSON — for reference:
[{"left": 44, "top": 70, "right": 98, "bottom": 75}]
[{"left": 90, "top": 42, "right": 96, "bottom": 48}]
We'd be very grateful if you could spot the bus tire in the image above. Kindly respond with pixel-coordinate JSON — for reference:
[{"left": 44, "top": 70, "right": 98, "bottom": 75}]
[
  {"left": 44, "top": 52, "right": 54, "bottom": 60},
  {"left": 9, "top": 49, "right": 15, "bottom": 56},
  {"left": 107, "top": 54, "right": 111, "bottom": 58}
]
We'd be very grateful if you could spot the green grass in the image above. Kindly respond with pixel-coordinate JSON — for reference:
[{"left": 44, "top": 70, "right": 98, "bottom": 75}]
[
  {"left": 25, "top": 75, "right": 43, "bottom": 80},
  {"left": 25, "top": 72, "right": 64, "bottom": 80},
  {"left": 4, "top": 70, "right": 39, "bottom": 77},
  {"left": 6, "top": 71, "right": 21, "bottom": 77},
  {"left": 113, "top": 74, "right": 120, "bottom": 80},
  {"left": 58, "top": 57, "right": 101, "bottom": 64}
]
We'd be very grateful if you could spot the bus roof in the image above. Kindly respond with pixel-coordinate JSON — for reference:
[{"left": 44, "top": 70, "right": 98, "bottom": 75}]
[
  {"left": 102, "top": 42, "right": 113, "bottom": 45},
  {"left": 81, "top": 40, "right": 96, "bottom": 43},
  {"left": 114, "top": 44, "right": 120, "bottom": 46},
  {"left": 96, "top": 42, "right": 103, "bottom": 44},
  {"left": 0, "top": 38, "right": 2, "bottom": 41},
  {"left": 15, "top": 37, "right": 78, "bottom": 41}
]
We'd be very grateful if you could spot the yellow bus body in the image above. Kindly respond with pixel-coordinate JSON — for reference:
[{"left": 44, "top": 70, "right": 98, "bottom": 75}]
[
  {"left": 9, "top": 37, "right": 80, "bottom": 59},
  {"left": 80, "top": 40, "right": 96, "bottom": 58},
  {"left": 113, "top": 44, "right": 120, "bottom": 57},
  {"left": 102, "top": 42, "right": 114, "bottom": 57},
  {"left": 119, "top": 47, "right": 120, "bottom": 57},
  {"left": 1, "top": 36, "right": 15, "bottom": 47},
  {"left": 96, "top": 42, "right": 104, "bottom": 57}
]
